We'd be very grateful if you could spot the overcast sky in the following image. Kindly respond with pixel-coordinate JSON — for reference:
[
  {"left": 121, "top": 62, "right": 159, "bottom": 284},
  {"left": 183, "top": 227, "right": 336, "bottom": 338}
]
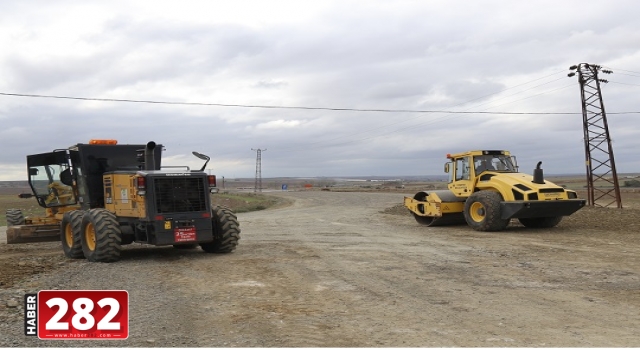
[{"left": 1, "top": 0, "right": 639, "bottom": 180}]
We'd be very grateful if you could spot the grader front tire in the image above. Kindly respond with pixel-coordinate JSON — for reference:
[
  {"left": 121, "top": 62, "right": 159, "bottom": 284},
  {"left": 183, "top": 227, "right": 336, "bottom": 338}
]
[
  {"left": 81, "top": 209, "right": 122, "bottom": 263},
  {"left": 464, "top": 191, "right": 509, "bottom": 232},
  {"left": 61, "top": 210, "right": 85, "bottom": 259},
  {"left": 6, "top": 209, "right": 25, "bottom": 226}
]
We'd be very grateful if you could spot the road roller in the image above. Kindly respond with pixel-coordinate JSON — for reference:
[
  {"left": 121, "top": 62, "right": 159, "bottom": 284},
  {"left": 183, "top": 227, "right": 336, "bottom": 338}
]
[{"left": 404, "top": 150, "right": 586, "bottom": 231}]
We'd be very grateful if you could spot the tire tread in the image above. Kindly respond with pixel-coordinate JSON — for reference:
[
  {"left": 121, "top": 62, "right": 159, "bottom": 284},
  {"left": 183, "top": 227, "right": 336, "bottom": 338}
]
[
  {"left": 81, "top": 209, "right": 122, "bottom": 263},
  {"left": 201, "top": 205, "right": 240, "bottom": 253}
]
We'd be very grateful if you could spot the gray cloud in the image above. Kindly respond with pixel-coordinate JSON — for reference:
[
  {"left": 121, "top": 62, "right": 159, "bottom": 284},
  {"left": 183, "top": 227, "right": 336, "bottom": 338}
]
[{"left": 1, "top": 0, "right": 639, "bottom": 180}]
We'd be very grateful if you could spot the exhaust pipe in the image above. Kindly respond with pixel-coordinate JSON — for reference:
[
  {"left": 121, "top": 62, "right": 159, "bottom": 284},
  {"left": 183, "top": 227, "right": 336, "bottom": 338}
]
[
  {"left": 532, "top": 161, "right": 545, "bottom": 184},
  {"left": 145, "top": 141, "right": 156, "bottom": 170}
]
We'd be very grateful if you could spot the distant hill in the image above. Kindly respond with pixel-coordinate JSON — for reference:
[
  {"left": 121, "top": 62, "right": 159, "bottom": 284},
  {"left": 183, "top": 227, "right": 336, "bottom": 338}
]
[
  {"left": 0, "top": 181, "right": 29, "bottom": 188},
  {"left": 0, "top": 182, "right": 29, "bottom": 195}
]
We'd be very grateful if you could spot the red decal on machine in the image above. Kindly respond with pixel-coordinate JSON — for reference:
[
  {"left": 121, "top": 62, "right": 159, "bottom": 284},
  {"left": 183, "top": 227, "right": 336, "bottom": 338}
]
[{"left": 174, "top": 227, "right": 197, "bottom": 242}]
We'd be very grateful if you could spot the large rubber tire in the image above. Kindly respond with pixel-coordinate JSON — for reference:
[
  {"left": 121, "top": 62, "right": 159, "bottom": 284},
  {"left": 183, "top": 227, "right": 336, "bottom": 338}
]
[
  {"left": 200, "top": 205, "right": 240, "bottom": 253},
  {"left": 518, "top": 216, "right": 563, "bottom": 228},
  {"left": 61, "top": 210, "right": 85, "bottom": 259},
  {"left": 81, "top": 209, "right": 122, "bottom": 263},
  {"left": 463, "top": 191, "right": 510, "bottom": 232},
  {"left": 6, "top": 209, "right": 25, "bottom": 226}
]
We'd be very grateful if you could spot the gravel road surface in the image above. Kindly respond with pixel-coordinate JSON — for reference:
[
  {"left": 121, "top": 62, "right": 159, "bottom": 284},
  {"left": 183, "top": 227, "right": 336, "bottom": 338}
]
[{"left": 1, "top": 191, "right": 639, "bottom": 347}]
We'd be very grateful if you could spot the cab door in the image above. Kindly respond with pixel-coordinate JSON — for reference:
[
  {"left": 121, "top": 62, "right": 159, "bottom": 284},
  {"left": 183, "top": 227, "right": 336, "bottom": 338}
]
[{"left": 448, "top": 156, "right": 475, "bottom": 197}]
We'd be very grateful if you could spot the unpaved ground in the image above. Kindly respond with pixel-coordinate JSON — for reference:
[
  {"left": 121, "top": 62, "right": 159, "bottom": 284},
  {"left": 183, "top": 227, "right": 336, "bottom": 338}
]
[{"left": 1, "top": 191, "right": 640, "bottom": 347}]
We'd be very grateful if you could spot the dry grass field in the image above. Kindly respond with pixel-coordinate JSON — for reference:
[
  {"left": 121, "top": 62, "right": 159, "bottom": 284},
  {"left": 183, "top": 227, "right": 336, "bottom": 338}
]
[{"left": 0, "top": 188, "right": 288, "bottom": 226}]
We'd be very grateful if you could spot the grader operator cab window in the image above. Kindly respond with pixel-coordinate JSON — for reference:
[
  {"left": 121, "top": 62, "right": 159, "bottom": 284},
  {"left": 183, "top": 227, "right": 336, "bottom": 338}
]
[
  {"left": 27, "top": 150, "right": 78, "bottom": 208},
  {"left": 29, "top": 164, "right": 77, "bottom": 207}
]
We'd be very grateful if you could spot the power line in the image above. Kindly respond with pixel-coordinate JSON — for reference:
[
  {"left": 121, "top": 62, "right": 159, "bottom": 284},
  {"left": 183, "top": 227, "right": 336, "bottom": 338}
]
[
  {"left": 602, "top": 66, "right": 640, "bottom": 76},
  {"left": 609, "top": 81, "right": 640, "bottom": 87},
  {"left": 276, "top": 79, "right": 637, "bottom": 153},
  {"left": 0, "top": 91, "right": 572, "bottom": 114},
  {"left": 2, "top": 91, "right": 638, "bottom": 115},
  {"left": 276, "top": 72, "right": 576, "bottom": 150},
  {"left": 1, "top": 68, "right": 637, "bottom": 159},
  {"left": 612, "top": 72, "right": 640, "bottom": 78}
]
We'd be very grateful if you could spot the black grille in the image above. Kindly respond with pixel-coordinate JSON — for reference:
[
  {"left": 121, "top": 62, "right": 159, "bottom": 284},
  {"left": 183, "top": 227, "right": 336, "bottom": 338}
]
[
  {"left": 512, "top": 189, "right": 524, "bottom": 200},
  {"left": 153, "top": 177, "right": 207, "bottom": 213}
]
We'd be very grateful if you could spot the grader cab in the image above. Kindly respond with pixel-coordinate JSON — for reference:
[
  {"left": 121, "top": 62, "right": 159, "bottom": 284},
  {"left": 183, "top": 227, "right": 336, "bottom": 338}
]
[
  {"left": 404, "top": 150, "right": 586, "bottom": 231},
  {"left": 5, "top": 140, "right": 240, "bottom": 262}
]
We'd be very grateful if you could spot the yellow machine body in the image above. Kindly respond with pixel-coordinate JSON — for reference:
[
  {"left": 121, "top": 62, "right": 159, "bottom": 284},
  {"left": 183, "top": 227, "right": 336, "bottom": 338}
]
[
  {"left": 103, "top": 173, "right": 146, "bottom": 218},
  {"left": 404, "top": 150, "right": 586, "bottom": 230},
  {"left": 403, "top": 191, "right": 464, "bottom": 217},
  {"left": 6, "top": 206, "right": 79, "bottom": 244},
  {"left": 5, "top": 139, "right": 239, "bottom": 264}
]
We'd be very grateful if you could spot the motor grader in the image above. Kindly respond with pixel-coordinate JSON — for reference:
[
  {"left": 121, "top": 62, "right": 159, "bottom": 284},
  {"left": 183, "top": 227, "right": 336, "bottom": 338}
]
[
  {"left": 404, "top": 150, "right": 586, "bottom": 231},
  {"left": 5, "top": 139, "right": 240, "bottom": 262}
]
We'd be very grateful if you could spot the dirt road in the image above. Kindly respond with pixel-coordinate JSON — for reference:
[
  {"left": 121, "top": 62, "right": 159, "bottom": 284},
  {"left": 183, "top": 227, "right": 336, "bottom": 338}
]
[{"left": 1, "top": 191, "right": 639, "bottom": 346}]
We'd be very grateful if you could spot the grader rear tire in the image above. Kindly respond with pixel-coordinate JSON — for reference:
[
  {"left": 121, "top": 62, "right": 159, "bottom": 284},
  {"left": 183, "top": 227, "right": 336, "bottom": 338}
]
[
  {"left": 81, "top": 209, "right": 122, "bottom": 263},
  {"left": 464, "top": 191, "right": 509, "bottom": 232},
  {"left": 200, "top": 205, "right": 240, "bottom": 253},
  {"left": 6, "top": 209, "right": 25, "bottom": 226},
  {"left": 61, "top": 210, "right": 85, "bottom": 259}
]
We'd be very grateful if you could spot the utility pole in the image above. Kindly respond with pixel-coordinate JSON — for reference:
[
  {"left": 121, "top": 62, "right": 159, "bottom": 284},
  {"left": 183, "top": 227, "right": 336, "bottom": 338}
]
[
  {"left": 568, "top": 63, "right": 622, "bottom": 208},
  {"left": 252, "top": 148, "right": 266, "bottom": 192}
]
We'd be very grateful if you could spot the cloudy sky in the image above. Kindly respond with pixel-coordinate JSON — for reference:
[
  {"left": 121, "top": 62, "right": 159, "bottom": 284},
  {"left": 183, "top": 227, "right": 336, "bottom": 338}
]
[{"left": 1, "top": 0, "right": 639, "bottom": 180}]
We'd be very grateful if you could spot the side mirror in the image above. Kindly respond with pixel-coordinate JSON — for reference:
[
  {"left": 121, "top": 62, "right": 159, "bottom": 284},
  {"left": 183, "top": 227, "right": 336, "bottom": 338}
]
[
  {"left": 29, "top": 168, "right": 39, "bottom": 176},
  {"left": 444, "top": 163, "right": 450, "bottom": 173},
  {"left": 192, "top": 151, "right": 210, "bottom": 172}
]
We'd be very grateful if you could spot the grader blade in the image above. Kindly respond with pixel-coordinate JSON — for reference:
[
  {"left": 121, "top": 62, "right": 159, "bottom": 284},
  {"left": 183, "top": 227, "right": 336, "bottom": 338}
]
[{"left": 6, "top": 225, "right": 60, "bottom": 244}]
